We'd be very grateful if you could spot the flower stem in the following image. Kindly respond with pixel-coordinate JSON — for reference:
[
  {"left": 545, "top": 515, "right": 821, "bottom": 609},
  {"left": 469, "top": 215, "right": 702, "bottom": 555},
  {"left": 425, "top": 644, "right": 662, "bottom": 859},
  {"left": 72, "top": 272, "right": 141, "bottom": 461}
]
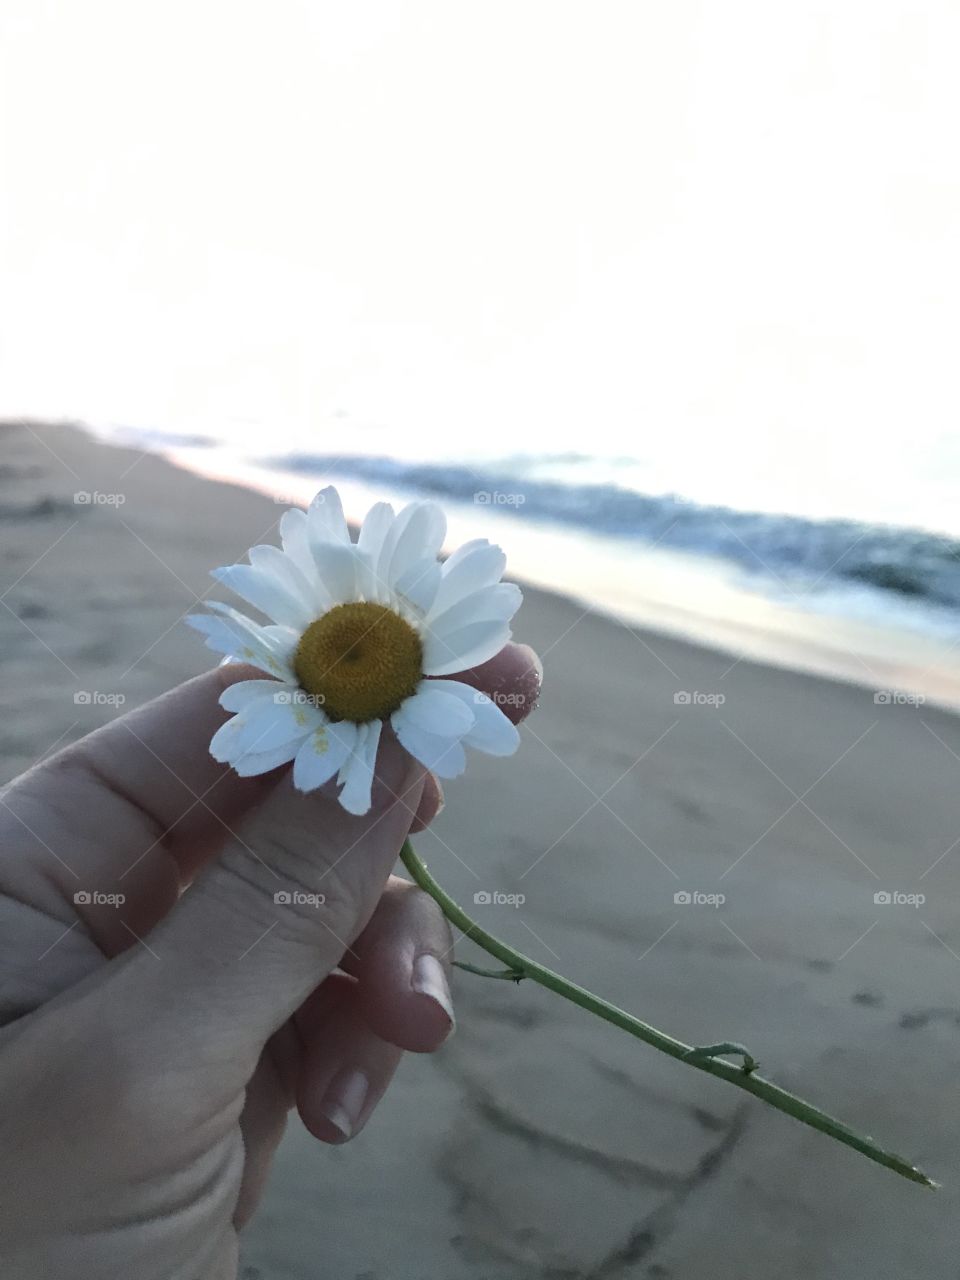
[
  {"left": 399, "top": 840, "right": 935, "bottom": 1189},
  {"left": 452, "top": 960, "right": 525, "bottom": 981}
]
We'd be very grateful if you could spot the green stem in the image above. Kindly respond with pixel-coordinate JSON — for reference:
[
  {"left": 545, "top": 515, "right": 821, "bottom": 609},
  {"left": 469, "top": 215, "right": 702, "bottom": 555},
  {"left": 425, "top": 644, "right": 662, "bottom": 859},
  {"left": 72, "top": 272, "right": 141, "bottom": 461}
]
[
  {"left": 452, "top": 960, "right": 525, "bottom": 981},
  {"left": 683, "top": 1042, "right": 759, "bottom": 1075},
  {"left": 400, "top": 840, "right": 935, "bottom": 1189}
]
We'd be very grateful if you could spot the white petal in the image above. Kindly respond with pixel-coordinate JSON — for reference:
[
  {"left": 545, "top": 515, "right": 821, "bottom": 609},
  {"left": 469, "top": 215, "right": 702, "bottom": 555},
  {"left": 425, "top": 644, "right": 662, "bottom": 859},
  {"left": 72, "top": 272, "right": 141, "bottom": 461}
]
[
  {"left": 209, "top": 715, "right": 245, "bottom": 763},
  {"left": 441, "top": 537, "right": 489, "bottom": 574},
  {"left": 428, "top": 680, "right": 521, "bottom": 756},
  {"left": 261, "top": 623, "right": 302, "bottom": 647},
  {"left": 375, "top": 502, "right": 443, "bottom": 587},
  {"left": 352, "top": 548, "right": 380, "bottom": 603},
  {"left": 307, "top": 486, "right": 350, "bottom": 546},
  {"left": 211, "top": 699, "right": 316, "bottom": 759},
  {"left": 427, "top": 583, "right": 522, "bottom": 639},
  {"left": 338, "top": 719, "right": 383, "bottom": 815},
  {"left": 187, "top": 613, "right": 255, "bottom": 666},
  {"left": 212, "top": 564, "right": 314, "bottom": 630},
  {"left": 430, "top": 541, "right": 506, "bottom": 619},
  {"left": 292, "top": 719, "right": 358, "bottom": 792},
  {"left": 209, "top": 708, "right": 305, "bottom": 766},
  {"left": 374, "top": 504, "right": 414, "bottom": 582},
  {"left": 392, "top": 716, "right": 468, "bottom": 778},
  {"left": 357, "top": 501, "right": 395, "bottom": 569},
  {"left": 384, "top": 503, "right": 446, "bottom": 586},
  {"left": 186, "top": 607, "right": 295, "bottom": 680},
  {"left": 246, "top": 699, "right": 326, "bottom": 751},
  {"left": 218, "top": 678, "right": 286, "bottom": 713},
  {"left": 466, "top": 701, "right": 520, "bottom": 756},
  {"left": 395, "top": 686, "right": 475, "bottom": 738},
  {"left": 248, "top": 543, "right": 322, "bottom": 609},
  {"left": 421, "top": 621, "right": 512, "bottom": 677},
  {"left": 207, "top": 604, "right": 298, "bottom": 673},
  {"left": 279, "top": 508, "right": 323, "bottom": 586},
  {"left": 393, "top": 557, "right": 441, "bottom": 615},
  {"left": 231, "top": 740, "right": 301, "bottom": 776},
  {"left": 310, "top": 542, "right": 360, "bottom": 605}
]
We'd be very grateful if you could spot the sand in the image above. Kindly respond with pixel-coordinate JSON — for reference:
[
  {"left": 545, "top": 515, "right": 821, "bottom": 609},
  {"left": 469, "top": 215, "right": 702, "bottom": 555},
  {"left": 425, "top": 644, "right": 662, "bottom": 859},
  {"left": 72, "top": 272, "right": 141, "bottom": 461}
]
[{"left": 3, "top": 419, "right": 960, "bottom": 1279}]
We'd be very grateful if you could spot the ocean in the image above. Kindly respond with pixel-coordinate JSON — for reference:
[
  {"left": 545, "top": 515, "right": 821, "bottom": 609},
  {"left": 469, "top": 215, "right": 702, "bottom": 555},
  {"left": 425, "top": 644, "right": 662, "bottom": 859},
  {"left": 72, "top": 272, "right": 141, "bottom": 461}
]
[{"left": 92, "top": 424, "right": 960, "bottom": 708}]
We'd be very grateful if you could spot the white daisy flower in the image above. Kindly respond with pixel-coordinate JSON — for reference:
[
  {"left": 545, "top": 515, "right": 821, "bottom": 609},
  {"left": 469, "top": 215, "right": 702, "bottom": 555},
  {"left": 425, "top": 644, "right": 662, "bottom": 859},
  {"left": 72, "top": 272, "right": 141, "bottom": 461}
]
[{"left": 187, "top": 486, "right": 522, "bottom": 815}]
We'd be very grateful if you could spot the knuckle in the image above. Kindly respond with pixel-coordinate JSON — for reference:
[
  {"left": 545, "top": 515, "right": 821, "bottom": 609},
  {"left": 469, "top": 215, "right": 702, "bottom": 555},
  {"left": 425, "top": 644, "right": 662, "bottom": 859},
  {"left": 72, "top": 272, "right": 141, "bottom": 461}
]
[{"left": 216, "top": 831, "right": 361, "bottom": 945}]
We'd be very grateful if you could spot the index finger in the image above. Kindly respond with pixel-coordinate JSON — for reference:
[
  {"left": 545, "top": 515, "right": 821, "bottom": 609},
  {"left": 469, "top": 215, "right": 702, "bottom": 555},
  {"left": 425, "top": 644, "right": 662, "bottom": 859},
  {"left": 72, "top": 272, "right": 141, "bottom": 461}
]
[{"left": 1, "top": 644, "right": 542, "bottom": 950}]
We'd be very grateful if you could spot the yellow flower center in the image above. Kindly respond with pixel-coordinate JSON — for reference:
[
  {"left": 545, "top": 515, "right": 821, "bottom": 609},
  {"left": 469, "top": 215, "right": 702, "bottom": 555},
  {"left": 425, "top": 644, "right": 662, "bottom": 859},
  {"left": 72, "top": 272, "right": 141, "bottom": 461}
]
[{"left": 293, "top": 602, "right": 423, "bottom": 723}]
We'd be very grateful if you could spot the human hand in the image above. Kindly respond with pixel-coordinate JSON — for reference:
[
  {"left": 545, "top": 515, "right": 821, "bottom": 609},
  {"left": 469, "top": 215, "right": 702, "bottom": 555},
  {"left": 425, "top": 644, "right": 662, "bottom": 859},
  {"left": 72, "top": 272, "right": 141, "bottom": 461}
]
[{"left": 0, "top": 645, "right": 541, "bottom": 1279}]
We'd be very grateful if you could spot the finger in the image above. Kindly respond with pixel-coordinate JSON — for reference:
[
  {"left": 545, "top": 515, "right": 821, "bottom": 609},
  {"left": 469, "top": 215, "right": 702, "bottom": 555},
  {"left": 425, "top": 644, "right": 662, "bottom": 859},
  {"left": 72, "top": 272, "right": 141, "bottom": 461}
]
[
  {"left": 9, "top": 664, "right": 279, "bottom": 880},
  {"left": 233, "top": 1022, "right": 301, "bottom": 1228},
  {"left": 339, "top": 876, "right": 455, "bottom": 1052},
  {"left": 442, "top": 641, "right": 543, "bottom": 724},
  {"left": 97, "top": 738, "right": 427, "bottom": 1105},
  {"left": 0, "top": 642, "right": 537, "bottom": 964},
  {"left": 294, "top": 973, "right": 404, "bottom": 1144},
  {"left": 3, "top": 641, "right": 539, "bottom": 898},
  {"left": 409, "top": 772, "right": 443, "bottom": 833},
  {"left": 0, "top": 664, "right": 280, "bottom": 979}
]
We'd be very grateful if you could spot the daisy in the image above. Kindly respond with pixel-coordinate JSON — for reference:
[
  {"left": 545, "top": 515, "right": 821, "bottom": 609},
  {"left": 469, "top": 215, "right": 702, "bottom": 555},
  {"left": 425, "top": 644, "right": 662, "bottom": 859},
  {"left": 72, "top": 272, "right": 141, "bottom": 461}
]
[{"left": 187, "top": 487, "right": 522, "bottom": 815}]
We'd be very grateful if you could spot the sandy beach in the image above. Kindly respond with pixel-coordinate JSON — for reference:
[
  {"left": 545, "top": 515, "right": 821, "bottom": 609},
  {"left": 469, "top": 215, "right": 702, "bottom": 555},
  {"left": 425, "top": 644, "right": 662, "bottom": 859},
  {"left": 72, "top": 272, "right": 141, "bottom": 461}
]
[{"left": 4, "top": 419, "right": 960, "bottom": 1279}]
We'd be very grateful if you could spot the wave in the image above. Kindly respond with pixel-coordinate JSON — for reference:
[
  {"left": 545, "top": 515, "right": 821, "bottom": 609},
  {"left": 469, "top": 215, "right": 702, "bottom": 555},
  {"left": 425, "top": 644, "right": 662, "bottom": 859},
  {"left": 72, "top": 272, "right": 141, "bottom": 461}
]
[{"left": 267, "top": 451, "right": 960, "bottom": 614}]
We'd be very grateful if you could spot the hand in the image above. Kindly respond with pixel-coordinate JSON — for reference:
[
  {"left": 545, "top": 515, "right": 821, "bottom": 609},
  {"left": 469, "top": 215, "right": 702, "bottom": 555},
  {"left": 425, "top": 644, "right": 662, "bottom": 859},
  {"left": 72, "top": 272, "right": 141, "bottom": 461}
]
[{"left": 0, "top": 645, "right": 541, "bottom": 1280}]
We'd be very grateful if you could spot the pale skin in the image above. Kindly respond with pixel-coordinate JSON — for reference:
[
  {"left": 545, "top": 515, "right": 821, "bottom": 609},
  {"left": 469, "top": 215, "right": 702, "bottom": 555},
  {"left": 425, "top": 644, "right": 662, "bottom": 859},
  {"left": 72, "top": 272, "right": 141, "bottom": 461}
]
[{"left": 0, "top": 644, "right": 541, "bottom": 1280}]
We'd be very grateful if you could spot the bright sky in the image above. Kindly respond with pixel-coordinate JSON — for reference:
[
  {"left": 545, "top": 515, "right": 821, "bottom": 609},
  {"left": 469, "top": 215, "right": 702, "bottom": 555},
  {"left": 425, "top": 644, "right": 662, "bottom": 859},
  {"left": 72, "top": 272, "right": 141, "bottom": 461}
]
[{"left": 2, "top": 1, "right": 959, "bottom": 531}]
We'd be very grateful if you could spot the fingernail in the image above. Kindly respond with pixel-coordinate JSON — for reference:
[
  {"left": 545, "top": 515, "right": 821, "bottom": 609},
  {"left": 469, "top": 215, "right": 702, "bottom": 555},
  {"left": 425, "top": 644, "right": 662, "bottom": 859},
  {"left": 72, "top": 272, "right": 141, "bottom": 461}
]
[
  {"left": 319, "top": 1067, "right": 369, "bottom": 1141},
  {"left": 412, "top": 954, "right": 456, "bottom": 1034}
]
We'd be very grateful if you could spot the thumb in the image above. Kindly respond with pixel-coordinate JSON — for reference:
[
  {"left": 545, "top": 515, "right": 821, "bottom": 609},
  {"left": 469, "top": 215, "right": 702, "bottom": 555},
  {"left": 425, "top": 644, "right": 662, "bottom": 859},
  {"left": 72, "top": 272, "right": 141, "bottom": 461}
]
[{"left": 100, "top": 738, "right": 426, "bottom": 1093}]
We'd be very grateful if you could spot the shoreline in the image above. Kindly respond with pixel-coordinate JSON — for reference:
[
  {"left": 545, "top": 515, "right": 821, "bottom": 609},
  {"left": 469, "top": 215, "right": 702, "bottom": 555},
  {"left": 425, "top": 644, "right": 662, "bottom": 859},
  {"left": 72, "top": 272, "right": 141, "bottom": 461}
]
[{"left": 128, "top": 432, "right": 960, "bottom": 714}]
